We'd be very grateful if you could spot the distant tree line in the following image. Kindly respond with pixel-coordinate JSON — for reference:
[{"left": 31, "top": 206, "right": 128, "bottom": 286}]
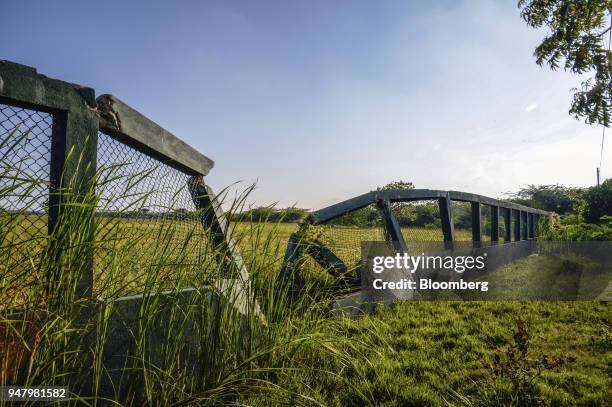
[
  {"left": 231, "top": 206, "right": 309, "bottom": 223},
  {"left": 506, "top": 180, "right": 612, "bottom": 225},
  {"left": 508, "top": 180, "right": 612, "bottom": 241},
  {"left": 224, "top": 180, "right": 612, "bottom": 240},
  {"left": 96, "top": 208, "right": 195, "bottom": 221}
]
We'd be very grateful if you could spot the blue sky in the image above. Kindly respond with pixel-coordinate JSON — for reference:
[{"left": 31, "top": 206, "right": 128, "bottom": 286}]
[{"left": 2, "top": 0, "right": 609, "bottom": 209}]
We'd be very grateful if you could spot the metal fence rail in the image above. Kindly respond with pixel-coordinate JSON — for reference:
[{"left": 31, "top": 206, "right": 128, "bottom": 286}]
[
  {"left": 278, "top": 188, "right": 551, "bottom": 290},
  {"left": 0, "top": 60, "right": 250, "bottom": 302}
]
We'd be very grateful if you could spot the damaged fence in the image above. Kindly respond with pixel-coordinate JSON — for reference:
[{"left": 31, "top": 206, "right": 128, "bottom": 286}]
[
  {"left": 0, "top": 60, "right": 251, "bottom": 303},
  {"left": 0, "top": 60, "right": 265, "bottom": 401},
  {"left": 278, "top": 188, "right": 551, "bottom": 292}
]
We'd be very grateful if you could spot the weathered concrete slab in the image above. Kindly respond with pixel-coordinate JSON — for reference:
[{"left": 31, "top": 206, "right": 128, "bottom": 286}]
[{"left": 81, "top": 280, "right": 256, "bottom": 403}]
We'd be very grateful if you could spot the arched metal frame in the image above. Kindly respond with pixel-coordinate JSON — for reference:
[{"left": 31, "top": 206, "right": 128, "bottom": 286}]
[{"left": 278, "top": 189, "right": 550, "bottom": 290}]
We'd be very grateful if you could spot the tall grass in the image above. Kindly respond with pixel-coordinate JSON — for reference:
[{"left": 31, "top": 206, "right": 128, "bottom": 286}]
[{"left": 0, "top": 129, "right": 379, "bottom": 405}]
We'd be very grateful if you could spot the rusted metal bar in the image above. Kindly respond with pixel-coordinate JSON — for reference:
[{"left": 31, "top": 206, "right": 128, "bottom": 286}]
[
  {"left": 308, "top": 243, "right": 348, "bottom": 277},
  {"left": 188, "top": 176, "right": 265, "bottom": 320},
  {"left": 309, "top": 191, "right": 376, "bottom": 224}
]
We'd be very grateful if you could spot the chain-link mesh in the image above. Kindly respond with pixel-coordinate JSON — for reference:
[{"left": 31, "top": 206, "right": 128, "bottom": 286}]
[
  {"left": 450, "top": 201, "right": 472, "bottom": 241},
  {"left": 316, "top": 203, "right": 386, "bottom": 271},
  {"left": 497, "top": 208, "right": 507, "bottom": 241},
  {"left": 95, "top": 132, "right": 215, "bottom": 297},
  {"left": 0, "top": 104, "right": 52, "bottom": 234},
  {"left": 0, "top": 104, "right": 53, "bottom": 306},
  {"left": 511, "top": 210, "right": 519, "bottom": 241},
  {"left": 481, "top": 205, "right": 491, "bottom": 241},
  {"left": 390, "top": 199, "right": 445, "bottom": 242},
  {"left": 501, "top": 210, "right": 511, "bottom": 241}
]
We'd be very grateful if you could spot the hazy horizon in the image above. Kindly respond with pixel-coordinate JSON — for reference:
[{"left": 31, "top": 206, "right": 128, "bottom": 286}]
[{"left": 2, "top": 0, "right": 609, "bottom": 210}]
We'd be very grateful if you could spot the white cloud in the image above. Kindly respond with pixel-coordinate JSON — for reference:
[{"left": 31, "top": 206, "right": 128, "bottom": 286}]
[{"left": 525, "top": 103, "right": 538, "bottom": 112}]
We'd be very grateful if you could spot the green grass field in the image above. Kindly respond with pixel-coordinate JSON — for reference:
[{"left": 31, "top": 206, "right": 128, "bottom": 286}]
[
  {"left": 1, "top": 216, "right": 475, "bottom": 299},
  {"left": 2, "top": 215, "right": 610, "bottom": 405},
  {"left": 259, "top": 299, "right": 611, "bottom": 406},
  {"left": 242, "top": 255, "right": 612, "bottom": 406},
  {"left": 233, "top": 223, "right": 611, "bottom": 405}
]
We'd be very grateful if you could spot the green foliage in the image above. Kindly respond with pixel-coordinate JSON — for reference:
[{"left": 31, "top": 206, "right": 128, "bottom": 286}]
[
  {"left": 452, "top": 204, "right": 473, "bottom": 229},
  {"left": 3, "top": 130, "right": 610, "bottom": 405},
  {"left": 253, "top": 297, "right": 611, "bottom": 406},
  {"left": 506, "top": 184, "right": 582, "bottom": 215},
  {"left": 538, "top": 213, "right": 612, "bottom": 240},
  {"left": 378, "top": 180, "right": 415, "bottom": 191},
  {"left": 583, "top": 178, "right": 612, "bottom": 223},
  {"left": 327, "top": 204, "right": 381, "bottom": 227},
  {"left": 0, "top": 129, "right": 378, "bottom": 405},
  {"left": 512, "top": 181, "right": 612, "bottom": 240},
  {"left": 564, "top": 219, "right": 612, "bottom": 240},
  {"left": 518, "top": 0, "right": 612, "bottom": 126}
]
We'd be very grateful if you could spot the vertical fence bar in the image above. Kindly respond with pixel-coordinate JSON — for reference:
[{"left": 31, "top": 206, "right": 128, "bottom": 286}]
[
  {"left": 48, "top": 111, "right": 67, "bottom": 235},
  {"left": 522, "top": 211, "right": 528, "bottom": 240},
  {"left": 189, "top": 176, "right": 264, "bottom": 320},
  {"left": 188, "top": 176, "right": 250, "bottom": 281},
  {"left": 277, "top": 233, "right": 303, "bottom": 297},
  {"left": 471, "top": 201, "right": 482, "bottom": 244},
  {"left": 49, "top": 103, "right": 99, "bottom": 298},
  {"left": 0, "top": 61, "right": 99, "bottom": 298},
  {"left": 438, "top": 192, "right": 455, "bottom": 250},
  {"left": 491, "top": 205, "right": 499, "bottom": 243},
  {"left": 377, "top": 198, "right": 408, "bottom": 254},
  {"left": 503, "top": 207, "right": 512, "bottom": 242}
]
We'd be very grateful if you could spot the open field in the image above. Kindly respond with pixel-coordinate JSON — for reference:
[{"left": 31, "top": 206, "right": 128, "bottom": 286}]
[
  {"left": 2, "top": 217, "right": 475, "bottom": 298},
  {"left": 242, "top": 255, "right": 612, "bottom": 406},
  {"left": 254, "top": 299, "right": 611, "bottom": 406},
  {"left": 2, "top": 216, "right": 611, "bottom": 405},
  {"left": 2, "top": 214, "right": 610, "bottom": 405}
]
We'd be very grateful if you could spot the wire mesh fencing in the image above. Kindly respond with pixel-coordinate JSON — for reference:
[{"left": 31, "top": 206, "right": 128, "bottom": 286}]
[
  {"left": 450, "top": 201, "right": 472, "bottom": 241},
  {"left": 94, "top": 132, "right": 216, "bottom": 297},
  {"left": 315, "top": 203, "right": 386, "bottom": 272},
  {"left": 0, "top": 99, "right": 227, "bottom": 304},
  {"left": 481, "top": 204, "right": 491, "bottom": 241},
  {"left": 390, "top": 199, "right": 445, "bottom": 242},
  {"left": 0, "top": 104, "right": 53, "bottom": 306}
]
